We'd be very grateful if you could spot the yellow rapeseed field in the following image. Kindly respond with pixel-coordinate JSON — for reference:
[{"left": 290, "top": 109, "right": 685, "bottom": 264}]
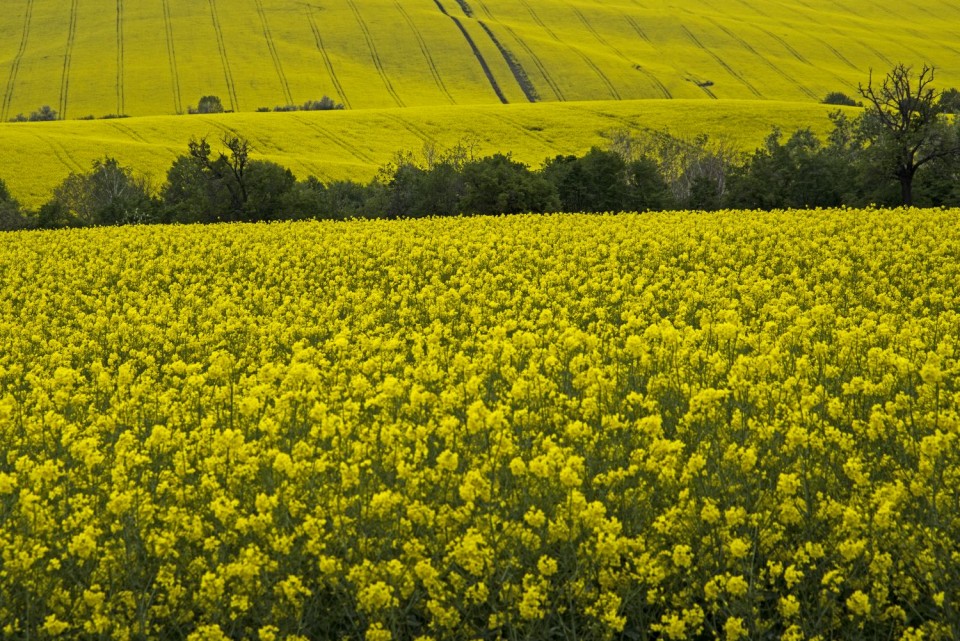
[
  {"left": 1, "top": 209, "right": 958, "bottom": 639},
  {"left": 1, "top": 0, "right": 959, "bottom": 118}
]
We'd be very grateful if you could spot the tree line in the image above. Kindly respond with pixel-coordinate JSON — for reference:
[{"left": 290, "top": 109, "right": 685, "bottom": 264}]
[{"left": 2, "top": 64, "right": 959, "bottom": 231}]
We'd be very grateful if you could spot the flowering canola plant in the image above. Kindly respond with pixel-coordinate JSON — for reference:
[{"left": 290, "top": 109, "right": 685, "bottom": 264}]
[{"left": 0, "top": 209, "right": 958, "bottom": 640}]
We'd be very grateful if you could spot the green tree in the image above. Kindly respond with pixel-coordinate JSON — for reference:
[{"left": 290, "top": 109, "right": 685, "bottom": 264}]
[
  {"left": 822, "top": 91, "right": 859, "bottom": 107},
  {"left": 162, "top": 136, "right": 296, "bottom": 222},
  {"left": 459, "top": 154, "right": 558, "bottom": 215},
  {"left": 44, "top": 157, "right": 155, "bottom": 226},
  {"left": 725, "top": 128, "right": 847, "bottom": 209},
  {"left": 191, "top": 95, "right": 225, "bottom": 114},
  {"left": 857, "top": 63, "right": 960, "bottom": 206},
  {"left": 242, "top": 160, "right": 296, "bottom": 221},
  {"left": 625, "top": 156, "right": 672, "bottom": 212},
  {"left": 0, "top": 177, "right": 28, "bottom": 230}
]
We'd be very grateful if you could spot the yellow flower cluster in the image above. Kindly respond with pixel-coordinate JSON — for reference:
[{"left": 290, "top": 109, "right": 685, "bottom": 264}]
[{"left": 0, "top": 209, "right": 958, "bottom": 640}]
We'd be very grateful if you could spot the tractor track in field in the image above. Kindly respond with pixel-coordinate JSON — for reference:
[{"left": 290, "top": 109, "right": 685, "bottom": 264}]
[
  {"left": 851, "top": 36, "right": 894, "bottom": 68},
  {"left": 706, "top": 19, "right": 818, "bottom": 101},
  {"left": 306, "top": 6, "right": 351, "bottom": 110},
  {"left": 469, "top": 0, "right": 538, "bottom": 101},
  {"left": 497, "top": 112, "right": 554, "bottom": 151},
  {"left": 116, "top": 0, "right": 125, "bottom": 116},
  {"left": 681, "top": 24, "right": 763, "bottom": 98},
  {"left": 573, "top": 6, "right": 669, "bottom": 99},
  {"left": 32, "top": 131, "right": 85, "bottom": 174},
  {"left": 632, "top": 64, "right": 672, "bottom": 99},
  {"left": 293, "top": 114, "right": 377, "bottom": 165},
  {"left": 59, "top": 0, "right": 80, "bottom": 119},
  {"left": 394, "top": 3, "right": 455, "bottom": 104},
  {"left": 474, "top": 21, "right": 538, "bottom": 102},
  {"left": 471, "top": 0, "right": 497, "bottom": 20},
  {"left": 815, "top": 36, "right": 859, "bottom": 71},
  {"left": 255, "top": 0, "right": 293, "bottom": 106},
  {"left": 622, "top": 15, "right": 677, "bottom": 100},
  {"left": 518, "top": 0, "right": 622, "bottom": 100},
  {"left": 161, "top": 0, "right": 183, "bottom": 114},
  {"left": 901, "top": 0, "right": 952, "bottom": 20},
  {"left": 346, "top": 0, "right": 405, "bottom": 107},
  {"left": 452, "top": 0, "right": 474, "bottom": 17},
  {"left": 753, "top": 26, "right": 857, "bottom": 90},
  {"left": 688, "top": 74, "right": 717, "bottom": 99},
  {"left": 731, "top": 0, "right": 771, "bottom": 19},
  {"left": 382, "top": 113, "right": 437, "bottom": 148},
  {"left": 432, "top": 0, "right": 508, "bottom": 104},
  {"left": 300, "top": 161, "right": 331, "bottom": 183},
  {"left": 623, "top": 15, "right": 651, "bottom": 44},
  {"left": 2, "top": 0, "right": 33, "bottom": 122},
  {"left": 756, "top": 27, "right": 811, "bottom": 65},
  {"left": 208, "top": 0, "right": 239, "bottom": 112},
  {"left": 498, "top": 22, "right": 563, "bottom": 101},
  {"left": 206, "top": 120, "right": 271, "bottom": 153},
  {"left": 110, "top": 121, "right": 148, "bottom": 144}
]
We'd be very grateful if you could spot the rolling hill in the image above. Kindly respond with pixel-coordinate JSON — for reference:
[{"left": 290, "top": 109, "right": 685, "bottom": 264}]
[
  {"left": 1, "top": 100, "right": 850, "bottom": 208},
  {"left": 1, "top": 0, "right": 959, "bottom": 207},
  {"left": 1, "top": 0, "right": 959, "bottom": 119}
]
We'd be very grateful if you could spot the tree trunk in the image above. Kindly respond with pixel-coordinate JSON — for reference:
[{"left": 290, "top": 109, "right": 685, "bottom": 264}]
[{"left": 898, "top": 165, "right": 915, "bottom": 207}]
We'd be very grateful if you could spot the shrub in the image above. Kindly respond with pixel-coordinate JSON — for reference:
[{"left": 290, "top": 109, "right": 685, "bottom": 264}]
[
  {"left": 822, "top": 91, "right": 860, "bottom": 106},
  {"left": 188, "top": 95, "right": 225, "bottom": 115}
]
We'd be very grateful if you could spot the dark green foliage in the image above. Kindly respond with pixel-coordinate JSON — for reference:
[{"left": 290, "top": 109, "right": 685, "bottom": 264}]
[
  {"left": 0, "top": 177, "right": 29, "bottom": 231},
  {"left": 14, "top": 64, "right": 960, "bottom": 233},
  {"left": 259, "top": 97, "right": 346, "bottom": 113},
  {"left": 189, "top": 95, "right": 225, "bottom": 115},
  {"left": 543, "top": 148, "right": 671, "bottom": 213},
  {"left": 243, "top": 160, "right": 297, "bottom": 221},
  {"left": 459, "top": 153, "right": 558, "bottom": 215},
  {"left": 941, "top": 88, "right": 960, "bottom": 114},
  {"left": 42, "top": 157, "right": 156, "bottom": 227},
  {"left": 8, "top": 105, "right": 58, "bottom": 122},
  {"left": 162, "top": 136, "right": 301, "bottom": 223},
  {"left": 626, "top": 156, "right": 672, "bottom": 212},
  {"left": 857, "top": 63, "right": 960, "bottom": 205},
  {"left": 301, "top": 97, "right": 344, "bottom": 111},
  {"left": 725, "top": 128, "right": 847, "bottom": 209},
  {"left": 822, "top": 91, "right": 860, "bottom": 106}
]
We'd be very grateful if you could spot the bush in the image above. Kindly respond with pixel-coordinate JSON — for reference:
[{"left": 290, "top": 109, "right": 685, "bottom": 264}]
[
  {"left": 0, "top": 177, "right": 29, "bottom": 231},
  {"left": 188, "top": 95, "right": 225, "bottom": 115},
  {"left": 302, "top": 96, "right": 344, "bottom": 111},
  {"left": 822, "top": 91, "right": 860, "bottom": 107},
  {"left": 43, "top": 157, "right": 156, "bottom": 227},
  {"left": 9, "top": 106, "right": 58, "bottom": 122},
  {"left": 940, "top": 88, "right": 960, "bottom": 114},
  {"left": 29, "top": 105, "right": 59, "bottom": 121}
]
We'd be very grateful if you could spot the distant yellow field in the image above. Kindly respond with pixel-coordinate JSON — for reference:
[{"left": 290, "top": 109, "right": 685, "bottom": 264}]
[
  {"left": 0, "top": 99, "right": 853, "bottom": 208},
  {"left": 1, "top": 0, "right": 958, "bottom": 118}
]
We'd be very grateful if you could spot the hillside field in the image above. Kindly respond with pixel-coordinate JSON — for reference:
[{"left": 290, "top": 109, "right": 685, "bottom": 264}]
[
  {"left": 1, "top": 0, "right": 959, "bottom": 119},
  {"left": 0, "top": 99, "right": 852, "bottom": 209},
  {"left": 2, "top": 210, "right": 959, "bottom": 639}
]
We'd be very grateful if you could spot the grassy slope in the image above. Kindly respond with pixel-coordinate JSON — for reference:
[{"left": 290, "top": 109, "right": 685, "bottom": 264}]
[
  {"left": 1, "top": 0, "right": 959, "bottom": 118},
  {"left": 0, "top": 100, "right": 852, "bottom": 208}
]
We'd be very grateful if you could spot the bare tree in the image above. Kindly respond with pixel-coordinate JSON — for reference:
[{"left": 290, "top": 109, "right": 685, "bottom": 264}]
[{"left": 858, "top": 63, "right": 958, "bottom": 206}]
